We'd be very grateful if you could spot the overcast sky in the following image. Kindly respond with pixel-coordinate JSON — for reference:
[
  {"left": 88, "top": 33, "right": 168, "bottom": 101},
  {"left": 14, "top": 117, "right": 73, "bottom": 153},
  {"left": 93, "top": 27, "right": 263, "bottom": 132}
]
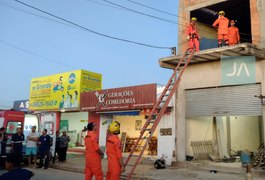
[{"left": 0, "top": 0, "right": 180, "bottom": 109}]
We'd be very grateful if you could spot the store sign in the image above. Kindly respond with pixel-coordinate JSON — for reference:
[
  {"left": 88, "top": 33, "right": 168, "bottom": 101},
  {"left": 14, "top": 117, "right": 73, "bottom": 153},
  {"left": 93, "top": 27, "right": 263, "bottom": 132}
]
[
  {"left": 13, "top": 100, "right": 29, "bottom": 112},
  {"left": 81, "top": 84, "right": 157, "bottom": 111},
  {"left": 221, "top": 56, "right": 256, "bottom": 85},
  {"left": 29, "top": 70, "right": 102, "bottom": 111}
]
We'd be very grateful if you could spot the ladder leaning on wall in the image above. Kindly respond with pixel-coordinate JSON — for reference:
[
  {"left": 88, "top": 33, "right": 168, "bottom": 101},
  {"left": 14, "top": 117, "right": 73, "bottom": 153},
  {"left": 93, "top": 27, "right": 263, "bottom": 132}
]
[{"left": 124, "top": 48, "right": 196, "bottom": 179}]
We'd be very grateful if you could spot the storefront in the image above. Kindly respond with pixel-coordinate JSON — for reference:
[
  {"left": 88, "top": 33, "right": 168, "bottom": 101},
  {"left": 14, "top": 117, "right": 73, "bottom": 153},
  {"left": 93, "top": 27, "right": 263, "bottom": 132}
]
[
  {"left": 81, "top": 83, "right": 176, "bottom": 164},
  {"left": 159, "top": 44, "right": 265, "bottom": 163}
]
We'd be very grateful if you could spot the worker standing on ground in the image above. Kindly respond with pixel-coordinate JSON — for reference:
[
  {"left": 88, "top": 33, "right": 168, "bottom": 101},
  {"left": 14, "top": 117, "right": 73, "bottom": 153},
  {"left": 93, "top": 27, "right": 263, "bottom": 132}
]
[
  {"left": 213, "top": 11, "right": 229, "bottom": 47},
  {"left": 84, "top": 122, "right": 104, "bottom": 180},
  {"left": 228, "top": 20, "right": 240, "bottom": 45},
  {"left": 186, "top": 17, "right": 201, "bottom": 52},
  {"left": 106, "top": 121, "right": 125, "bottom": 180}
]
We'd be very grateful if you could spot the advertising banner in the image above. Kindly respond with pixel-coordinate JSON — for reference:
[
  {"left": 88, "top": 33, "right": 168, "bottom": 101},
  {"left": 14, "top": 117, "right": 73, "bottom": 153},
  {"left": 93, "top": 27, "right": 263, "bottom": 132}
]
[
  {"left": 80, "top": 84, "right": 157, "bottom": 112},
  {"left": 29, "top": 70, "right": 102, "bottom": 111}
]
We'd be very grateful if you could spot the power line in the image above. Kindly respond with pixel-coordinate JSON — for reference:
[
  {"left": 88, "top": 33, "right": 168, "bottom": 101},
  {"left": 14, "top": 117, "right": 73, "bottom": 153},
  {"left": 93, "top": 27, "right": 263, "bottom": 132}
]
[
  {"left": 102, "top": 0, "right": 179, "bottom": 25},
  {"left": 0, "top": 1, "right": 77, "bottom": 29},
  {"left": 0, "top": 39, "right": 76, "bottom": 69},
  {"left": 126, "top": 0, "right": 186, "bottom": 20},
  {"left": 13, "top": 0, "right": 173, "bottom": 50},
  {"left": 84, "top": 0, "right": 124, "bottom": 11}
]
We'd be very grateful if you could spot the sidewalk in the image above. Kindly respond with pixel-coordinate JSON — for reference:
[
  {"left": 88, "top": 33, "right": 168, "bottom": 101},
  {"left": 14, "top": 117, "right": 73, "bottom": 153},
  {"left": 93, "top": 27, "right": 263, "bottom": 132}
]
[{"left": 50, "top": 152, "right": 265, "bottom": 179}]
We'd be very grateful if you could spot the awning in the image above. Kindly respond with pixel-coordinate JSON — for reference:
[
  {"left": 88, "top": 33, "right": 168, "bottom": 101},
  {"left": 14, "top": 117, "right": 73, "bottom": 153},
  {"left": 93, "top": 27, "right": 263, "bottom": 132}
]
[
  {"left": 97, "top": 110, "right": 141, "bottom": 116},
  {"left": 159, "top": 43, "right": 265, "bottom": 69}
]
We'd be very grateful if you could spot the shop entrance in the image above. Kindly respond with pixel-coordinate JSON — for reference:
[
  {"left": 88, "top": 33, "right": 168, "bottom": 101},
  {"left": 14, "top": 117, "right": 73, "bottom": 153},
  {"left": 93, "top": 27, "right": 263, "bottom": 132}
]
[
  {"left": 99, "top": 114, "right": 158, "bottom": 156},
  {"left": 116, "top": 115, "right": 158, "bottom": 156},
  {"left": 186, "top": 116, "right": 262, "bottom": 162},
  {"left": 185, "top": 84, "right": 263, "bottom": 163}
]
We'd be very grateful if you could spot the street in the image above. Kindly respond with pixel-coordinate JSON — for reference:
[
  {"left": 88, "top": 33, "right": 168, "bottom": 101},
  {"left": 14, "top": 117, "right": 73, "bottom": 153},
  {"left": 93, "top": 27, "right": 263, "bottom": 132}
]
[
  {"left": 0, "top": 168, "right": 84, "bottom": 180},
  {"left": 1, "top": 167, "right": 264, "bottom": 180}
]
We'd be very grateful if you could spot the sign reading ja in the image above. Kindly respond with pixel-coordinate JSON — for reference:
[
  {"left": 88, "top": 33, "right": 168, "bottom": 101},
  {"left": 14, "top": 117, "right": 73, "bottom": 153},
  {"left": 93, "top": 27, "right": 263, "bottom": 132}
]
[{"left": 221, "top": 56, "right": 256, "bottom": 85}]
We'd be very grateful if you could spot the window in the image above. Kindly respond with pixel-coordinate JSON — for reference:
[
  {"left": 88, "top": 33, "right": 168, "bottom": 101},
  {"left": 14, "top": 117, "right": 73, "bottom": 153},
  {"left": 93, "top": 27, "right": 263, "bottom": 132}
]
[
  {"left": 6, "top": 121, "right": 22, "bottom": 134},
  {"left": 190, "top": 0, "right": 251, "bottom": 50}
]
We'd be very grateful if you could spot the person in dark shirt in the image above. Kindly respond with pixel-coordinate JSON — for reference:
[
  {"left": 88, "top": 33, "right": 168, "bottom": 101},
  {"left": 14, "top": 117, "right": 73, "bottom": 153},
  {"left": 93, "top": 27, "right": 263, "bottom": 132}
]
[
  {"left": 59, "top": 131, "right": 70, "bottom": 162},
  {"left": 11, "top": 127, "right": 24, "bottom": 167},
  {"left": 36, "top": 129, "right": 52, "bottom": 169},
  {"left": 0, "top": 155, "right": 34, "bottom": 180},
  {"left": 53, "top": 131, "right": 61, "bottom": 164},
  {"left": 0, "top": 127, "right": 8, "bottom": 169}
]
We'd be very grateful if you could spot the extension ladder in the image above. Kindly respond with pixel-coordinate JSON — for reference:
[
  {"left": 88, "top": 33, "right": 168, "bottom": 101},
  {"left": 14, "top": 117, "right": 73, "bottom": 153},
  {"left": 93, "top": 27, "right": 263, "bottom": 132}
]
[{"left": 124, "top": 48, "right": 195, "bottom": 179}]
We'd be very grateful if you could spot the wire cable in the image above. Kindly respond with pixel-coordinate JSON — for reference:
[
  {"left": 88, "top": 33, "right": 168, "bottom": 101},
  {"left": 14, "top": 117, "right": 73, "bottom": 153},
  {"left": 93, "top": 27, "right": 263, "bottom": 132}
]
[
  {"left": 126, "top": 0, "right": 186, "bottom": 20},
  {"left": 102, "top": 0, "right": 179, "bottom": 25},
  {"left": 0, "top": 1, "right": 77, "bottom": 29},
  {"left": 0, "top": 39, "right": 76, "bottom": 69},
  {"left": 13, "top": 0, "right": 173, "bottom": 50}
]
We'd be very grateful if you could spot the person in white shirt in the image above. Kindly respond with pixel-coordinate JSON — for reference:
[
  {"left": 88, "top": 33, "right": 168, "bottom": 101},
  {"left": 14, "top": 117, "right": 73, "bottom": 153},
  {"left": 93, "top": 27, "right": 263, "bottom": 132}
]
[{"left": 26, "top": 126, "right": 39, "bottom": 166}]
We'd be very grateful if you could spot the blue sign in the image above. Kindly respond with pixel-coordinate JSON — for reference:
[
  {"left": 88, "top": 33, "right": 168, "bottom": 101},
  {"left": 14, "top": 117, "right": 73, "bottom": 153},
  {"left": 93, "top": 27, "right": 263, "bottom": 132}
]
[{"left": 13, "top": 100, "right": 29, "bottom": 112}]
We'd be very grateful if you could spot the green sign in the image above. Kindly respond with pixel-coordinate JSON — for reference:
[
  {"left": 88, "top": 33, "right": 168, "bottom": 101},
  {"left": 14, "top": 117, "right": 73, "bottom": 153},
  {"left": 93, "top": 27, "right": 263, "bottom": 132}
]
[
  {"left": 221, "top": 56, "right": 256, "bottom": 85},
  {"left": 60, "top": 120, "right": 68, "bottom": 131}
]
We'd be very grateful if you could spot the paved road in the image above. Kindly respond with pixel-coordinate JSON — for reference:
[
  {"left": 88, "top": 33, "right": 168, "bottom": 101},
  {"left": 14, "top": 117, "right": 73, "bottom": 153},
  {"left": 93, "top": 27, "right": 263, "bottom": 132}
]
[
  {"left": 0, "top": 168, "right": 84, "bottom": 180},
  {"left": 1, "top": 167, "right": 264, "bottom": 180}
]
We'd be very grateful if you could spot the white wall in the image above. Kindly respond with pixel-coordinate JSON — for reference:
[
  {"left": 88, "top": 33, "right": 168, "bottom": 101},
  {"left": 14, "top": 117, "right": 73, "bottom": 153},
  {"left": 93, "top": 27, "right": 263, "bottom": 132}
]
[
  {"left": 230, "top": 116, "right": 261, "bottom": 151},
  {"left": 186, "top": 117, "right": 213, "bottom": 156},
  {"left": 158, "top": 111, "right": 176, "bottom": 165},
  {"left": 99, "top": 115, "right": 112, "bottom": 147},
  {"left": 60, "top": 112, "right": 88, "bottom": 146}
]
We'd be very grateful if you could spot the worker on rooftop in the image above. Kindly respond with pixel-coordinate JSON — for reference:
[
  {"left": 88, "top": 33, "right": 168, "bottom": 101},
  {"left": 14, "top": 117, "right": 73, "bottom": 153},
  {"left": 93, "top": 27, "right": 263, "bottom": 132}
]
[
  {"left": 213, "top": 11, "right": 229, "bottom": 47},
  {"left": 186, "top": 17, "right": 201, "bottom": 52},
  {"left": 228, "top": 20, "right": 240, "bottom": 46}
]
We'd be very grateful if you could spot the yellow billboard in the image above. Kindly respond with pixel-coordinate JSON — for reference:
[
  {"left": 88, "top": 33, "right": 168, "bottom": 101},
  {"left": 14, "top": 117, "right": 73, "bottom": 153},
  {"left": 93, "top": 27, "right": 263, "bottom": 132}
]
[{"left": 29, "top": 70, "right": 102, "bottom": 111}]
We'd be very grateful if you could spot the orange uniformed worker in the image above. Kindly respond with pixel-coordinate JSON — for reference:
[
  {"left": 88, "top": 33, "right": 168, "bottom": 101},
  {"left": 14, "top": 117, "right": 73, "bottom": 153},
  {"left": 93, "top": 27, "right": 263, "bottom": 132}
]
[
  {"left": 106, "top": 121, "right": 125, "bottom": 180},
  {"left": 228, "top": 20, "right": 240, "bottom": 45},
  {"left": 186, "top": 17, "right": 201, "bottom": 52},
  {"left": 213, "top": 11, "right": 229, "bottom": 47},
  {"left": 84, "top": 122, "right": 104, "bottom": 180}
]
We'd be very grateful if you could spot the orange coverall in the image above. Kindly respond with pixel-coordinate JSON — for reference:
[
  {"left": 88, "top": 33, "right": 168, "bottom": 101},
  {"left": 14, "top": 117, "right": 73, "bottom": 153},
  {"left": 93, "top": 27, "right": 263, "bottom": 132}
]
[
  {"left": 228, "top": 26, "right": 240, "bottom": 45},
  {"left": 212, "top": 16, "right": 229, "bottom": 45},
  {"left": 106, "top": 135, "right": 123, "bottom": 180},
  {"left": 85, "top": 131, "right": 103, "bottom": 180},
  {"left": 186, "top": 23, "right": 200, "bottom": 52}
]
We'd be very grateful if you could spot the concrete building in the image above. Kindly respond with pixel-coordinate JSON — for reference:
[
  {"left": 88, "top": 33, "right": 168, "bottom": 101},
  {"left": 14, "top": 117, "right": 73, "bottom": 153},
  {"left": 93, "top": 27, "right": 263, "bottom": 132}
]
[{"left": 159, "top": 0, "right": 265, "bottom": 163}]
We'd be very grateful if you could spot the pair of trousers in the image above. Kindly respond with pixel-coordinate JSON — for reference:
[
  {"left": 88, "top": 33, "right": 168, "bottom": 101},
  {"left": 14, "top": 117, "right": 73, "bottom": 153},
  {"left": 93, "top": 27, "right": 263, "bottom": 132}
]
[{"left": 38, "top": 151, "right": 50, "bottom": 168}]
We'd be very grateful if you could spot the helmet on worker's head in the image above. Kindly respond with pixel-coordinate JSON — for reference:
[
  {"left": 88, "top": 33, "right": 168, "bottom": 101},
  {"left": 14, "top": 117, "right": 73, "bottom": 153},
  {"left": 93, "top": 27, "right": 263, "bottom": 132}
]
[
  {"left": 191, "top": 17, "right": 197, "bottom": 22},
  {"left": 219, "top": 11, "right": 225, "bottom": 16},
  {"left": 109, "top": 121, "right": 120, "bottom": 134}
]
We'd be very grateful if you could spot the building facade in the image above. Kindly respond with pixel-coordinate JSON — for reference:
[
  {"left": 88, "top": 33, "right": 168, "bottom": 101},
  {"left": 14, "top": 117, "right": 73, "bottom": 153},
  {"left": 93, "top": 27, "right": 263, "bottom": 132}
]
[{"left": 160, "top": 0, "right": 265, "bottom": 162}]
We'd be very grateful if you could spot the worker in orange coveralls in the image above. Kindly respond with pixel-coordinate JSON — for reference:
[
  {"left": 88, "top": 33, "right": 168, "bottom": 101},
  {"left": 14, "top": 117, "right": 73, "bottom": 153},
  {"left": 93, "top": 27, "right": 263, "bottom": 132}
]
[
  {"left": 213, "top": 11, "right": 229, "bottom": 47},
  {"left": 84, "top": 122, "right": 104, "bottom": 180},
  {"left": 106, "top": 121, "right": 125, "bottom": 180},
  {"left": 228, "top": 20, "right": 240, "bottom": 45},
  {"left": 186, "top": 17, "right": 201, "bottom": 52}
]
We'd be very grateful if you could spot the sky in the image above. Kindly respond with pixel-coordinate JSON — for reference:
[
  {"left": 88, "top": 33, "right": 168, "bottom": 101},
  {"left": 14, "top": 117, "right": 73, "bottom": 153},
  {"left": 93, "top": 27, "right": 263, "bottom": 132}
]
[{"left": 0, "top": 0, "right": 180, "bottom": 109}]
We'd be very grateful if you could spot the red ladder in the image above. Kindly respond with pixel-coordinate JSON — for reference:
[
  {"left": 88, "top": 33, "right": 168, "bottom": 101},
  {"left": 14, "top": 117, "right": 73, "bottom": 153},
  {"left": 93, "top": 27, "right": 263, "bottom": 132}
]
[{"left": 124, "top": 48, "right": 195, "bottom": 179}]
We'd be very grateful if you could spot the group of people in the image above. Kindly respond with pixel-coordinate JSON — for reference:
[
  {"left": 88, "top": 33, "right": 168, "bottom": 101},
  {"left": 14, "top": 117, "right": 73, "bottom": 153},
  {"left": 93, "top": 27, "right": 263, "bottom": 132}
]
[
  {"left": 0, "top": 127, "right": 52, "bottom": 179},
  {"left": 84, "top": 121, "right": 125, "bottom": 180},
  {"left": 0, "top": 126, "right": 58, "bottom": 169},
  {"left": 54, "top": 131, "right": 71, "bottom": 163},
  {"left": 186, "top": 10, "right": 240, "bottom": 51}
]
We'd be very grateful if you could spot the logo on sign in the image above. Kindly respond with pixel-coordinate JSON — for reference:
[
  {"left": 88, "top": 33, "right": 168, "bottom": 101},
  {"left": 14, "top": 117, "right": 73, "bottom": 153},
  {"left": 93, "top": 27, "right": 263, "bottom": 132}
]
[
  {"left": 226, "top": 62, "right": 250, "bottom": 77},
  {"left": 95, "top": 91, "right": 108, "bottom": 108},
  {"left": 221, "top": 56, "right": 255, "bottom": 85}
]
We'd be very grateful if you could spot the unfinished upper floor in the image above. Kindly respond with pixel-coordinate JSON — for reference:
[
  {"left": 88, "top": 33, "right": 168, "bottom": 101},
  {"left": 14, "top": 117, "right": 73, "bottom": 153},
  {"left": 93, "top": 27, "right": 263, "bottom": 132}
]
[{"left": 178, "top": 0, "right": 265, "bottom": 53}]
